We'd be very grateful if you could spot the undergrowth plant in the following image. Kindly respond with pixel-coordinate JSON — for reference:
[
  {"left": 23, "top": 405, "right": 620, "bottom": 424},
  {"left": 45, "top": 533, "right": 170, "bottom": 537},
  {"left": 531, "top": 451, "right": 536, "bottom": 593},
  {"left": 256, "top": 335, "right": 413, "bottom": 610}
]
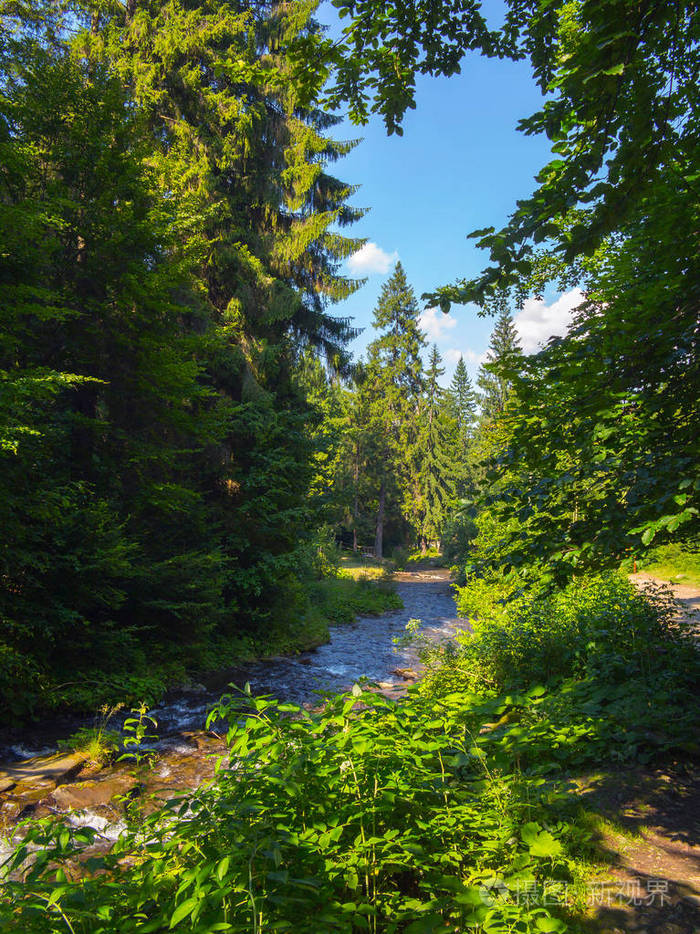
[
  {"left": 635, "top": 540, "right": 700, "bottom": 587},
  {"left": 1, "top": 572, "right": 696, "bottom": 932},
  {"left": 2, "top": 681, "right": 583, "bottom": 933},
  {"left": 421, "top": 573, "right": 700, "bottom": 769},
  {"left": 117, "top": 702, "right": 159, "bottom": 769},
  {"left": 57, "top": 704, "right": 124, "bottom": 767}
]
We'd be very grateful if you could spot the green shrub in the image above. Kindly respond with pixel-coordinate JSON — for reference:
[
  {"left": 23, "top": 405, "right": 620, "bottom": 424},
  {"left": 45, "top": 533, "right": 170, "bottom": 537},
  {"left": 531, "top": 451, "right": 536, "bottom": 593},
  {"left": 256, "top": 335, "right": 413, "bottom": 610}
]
[
  {"left": 390, "top": 545, "right": 409, "bottom": 568},
  {"left": 452, "top": 573, "right": 680, "bottom": 691},
  {"left": 310, "top": 576, "right": 402, "bottom": 625},
  {"left": 1, "top": 685, "right": 578, "bottom": 933},
  {"left": 454, "top": 571, "right": 519, "bottom": 625},
  {"left": 3, "top": 574, "right": 696, "bottom": 932},
  {"left": 637, "top": 539, "right": 700, "bottom": 586},
  {"left": 419, "top": 572, "right": 700, "bottom": 770},
  {"left": 441, "top": 504, "right": 478, "bottom": 577},
  {"left": 405, "top": 547, "right": 442, "bottom": 565}
]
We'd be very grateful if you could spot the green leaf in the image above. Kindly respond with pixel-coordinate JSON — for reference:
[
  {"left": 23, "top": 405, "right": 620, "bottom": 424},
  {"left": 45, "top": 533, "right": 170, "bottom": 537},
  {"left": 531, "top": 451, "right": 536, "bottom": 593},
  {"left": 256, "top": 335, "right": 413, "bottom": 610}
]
[
  {"left": 535, "top": 918, "right": 567, "bottom": 932},
  {"left": 169, "top": 897, "right": 199, "bottom": 928},
  {"left": 529, "top": 831, "right": 563, "bottom": 858},
  {"left": 520, "top": 822, "right": 541, "bottom": 846}
]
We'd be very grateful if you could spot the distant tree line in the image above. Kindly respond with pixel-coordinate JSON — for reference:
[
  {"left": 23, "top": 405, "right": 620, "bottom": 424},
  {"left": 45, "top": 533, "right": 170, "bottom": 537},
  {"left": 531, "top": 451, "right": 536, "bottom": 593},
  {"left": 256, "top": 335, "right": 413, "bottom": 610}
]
[{"left": 306, "top": 262, "right": 522, "bottom": 561}]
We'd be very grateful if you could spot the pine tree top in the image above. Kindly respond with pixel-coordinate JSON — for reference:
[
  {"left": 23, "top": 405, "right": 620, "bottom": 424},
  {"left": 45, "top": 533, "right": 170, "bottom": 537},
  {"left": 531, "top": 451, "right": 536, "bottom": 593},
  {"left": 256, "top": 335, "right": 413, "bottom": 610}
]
[
  {"left": 484, "top": 309, "right": 521, "bottom": 362},
  {"left": 478, "top": 309, "right": 522, "bottom": 422},
  {"left": 449, "top": 356, "right": 477, "bottom": 430},
  {"left": 371, "top": 261, "right": 423, "bottom": 333}
]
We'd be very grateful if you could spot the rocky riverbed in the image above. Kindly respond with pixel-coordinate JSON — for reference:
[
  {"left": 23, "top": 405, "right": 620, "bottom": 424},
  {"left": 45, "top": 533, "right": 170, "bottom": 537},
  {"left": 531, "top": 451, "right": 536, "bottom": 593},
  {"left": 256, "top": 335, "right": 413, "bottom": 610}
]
[{"left": 0, "top": 570, "right": 465, "bottom": 850}]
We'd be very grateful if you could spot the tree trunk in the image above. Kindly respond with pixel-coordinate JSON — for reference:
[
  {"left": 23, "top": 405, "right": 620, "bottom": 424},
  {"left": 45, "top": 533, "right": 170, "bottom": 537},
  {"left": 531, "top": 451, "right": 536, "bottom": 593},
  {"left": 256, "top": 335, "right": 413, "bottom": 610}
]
[
  {"left": 353, "top": 440, "right": 359, "bottom": 551},
  {"left": 375, "top": 477, "right": 385, "bottom": 559}
]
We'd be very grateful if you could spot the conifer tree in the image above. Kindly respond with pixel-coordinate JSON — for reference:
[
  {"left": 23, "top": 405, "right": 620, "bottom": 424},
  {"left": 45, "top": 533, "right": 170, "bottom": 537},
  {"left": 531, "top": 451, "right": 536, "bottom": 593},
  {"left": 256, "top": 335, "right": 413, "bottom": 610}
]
[
  {"left": 477, "top": 310, "right": 522, "bottom": 421},
  {"left": 449, "top": 357, "right": 478, "bottom": 434},
  {"left": 414, "top": 345, "right": 457, "bottom": 550},
  {"left": 446, "top": 355, "right": 478, "bottom": 497},
  {"left": 364, "top": 262, "right": 426, "bottom": 557},
  {"left": 0, "top": 0, "right": 365, "bottom": 713},
  {"left": 78, "top": 0, "right": 366, "bottom": 628},
  {"left": 0, "top": 37, "right": 226, "bottom": 707}
]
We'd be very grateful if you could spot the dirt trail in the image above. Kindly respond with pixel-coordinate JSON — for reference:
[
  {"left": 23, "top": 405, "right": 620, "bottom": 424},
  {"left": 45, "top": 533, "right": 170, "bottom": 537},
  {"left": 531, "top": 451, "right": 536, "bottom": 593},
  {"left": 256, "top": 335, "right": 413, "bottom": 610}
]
[
  {"left": 582, "top": 574, "right": 700, "bottom": 932},
  {"left": 581, "top": 767, "right": 700, "bottom": 933},
  {"left": 630, "top": 572, "right": 700, "bottom": 634}
]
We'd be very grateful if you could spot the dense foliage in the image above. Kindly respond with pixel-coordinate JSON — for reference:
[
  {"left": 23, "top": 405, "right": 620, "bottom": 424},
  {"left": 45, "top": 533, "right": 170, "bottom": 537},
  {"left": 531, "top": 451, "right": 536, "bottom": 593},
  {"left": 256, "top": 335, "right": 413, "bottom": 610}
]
[
  {"left": 2, "top": 573, "right": 696, "bottom": 932},
  {"left": 0, "top": 0, "right": 366, "bottom": 717},
  {"left": 1, "top": 1, "right": 698, "bottom": 929}
]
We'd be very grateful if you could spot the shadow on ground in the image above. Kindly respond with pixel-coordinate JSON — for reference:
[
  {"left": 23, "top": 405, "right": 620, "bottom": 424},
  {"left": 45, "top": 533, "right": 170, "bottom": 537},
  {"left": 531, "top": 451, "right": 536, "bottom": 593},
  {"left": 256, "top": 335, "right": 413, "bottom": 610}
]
[{"left": 576, "top": 765, "right": 700, "bottom": 933}]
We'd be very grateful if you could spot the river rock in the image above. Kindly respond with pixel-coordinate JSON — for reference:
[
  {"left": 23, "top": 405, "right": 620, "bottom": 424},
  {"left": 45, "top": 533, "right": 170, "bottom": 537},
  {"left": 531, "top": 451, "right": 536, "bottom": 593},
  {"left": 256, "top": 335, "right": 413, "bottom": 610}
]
[
  {"left": 0, "top": 751, "right": 87, "bottom": 788},
  {"left": 391, "top": 667, "right": 416, "bottom": 681},
  {"left": 49, "top": 773, "right": 138, "bottom": 811},
  {"left": 178, "top": 731, "right": 227, "bottom": 755},
  {"left": 0, "top": 777, "right": 58, "bottom": 829},
  {"left": 0, "top": 798, "right": 23, "bottom": 824}
]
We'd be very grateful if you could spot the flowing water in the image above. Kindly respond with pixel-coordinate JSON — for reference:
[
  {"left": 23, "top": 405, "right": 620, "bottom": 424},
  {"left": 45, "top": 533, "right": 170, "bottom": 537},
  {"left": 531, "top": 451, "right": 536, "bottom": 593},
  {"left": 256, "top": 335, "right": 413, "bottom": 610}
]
[
  {"left": 150, "top": 569, "right": 462, "bottom": 732},
  {"left": 0, "top": 570, "right": 465, "bottom": 840}
]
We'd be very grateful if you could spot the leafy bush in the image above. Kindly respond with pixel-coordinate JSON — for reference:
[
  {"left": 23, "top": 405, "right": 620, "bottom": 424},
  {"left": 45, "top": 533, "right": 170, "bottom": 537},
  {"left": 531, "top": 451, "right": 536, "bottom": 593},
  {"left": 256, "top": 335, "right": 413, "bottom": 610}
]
[
  {"left": 1, "top": 685, "right": 581, "bottom": 933},
  {"left": 441, "top": 502, "right": 478, "bottom": 578},
  {"left": 390, "top": 545, "right": 410, "bottom": 568},
  {"left": 452, "top": 573, "right": 682, "bottom": 690},
  {"left": 309, "top": 576, "right": 402, "bottom": 625},
  {"left": 420, "top": 572, "right": 700, "bottom": 771},
  {"left": 3, "top": 574, "right": 697, "bottom": 932},
  {"left": 406, "top": 548, "right": 442, "bottom": 565},
  {"left": 338, "top": 554, "right": 395, "bottom": 581},
  {"left": 454, "top": 571, "right": 519, "bottom": 626},
  {"left": 305, "top": 525, "right": 342, "bottom": 579},
  {"left": 636, "top": 539, "right": 700, "bottom": 586}
]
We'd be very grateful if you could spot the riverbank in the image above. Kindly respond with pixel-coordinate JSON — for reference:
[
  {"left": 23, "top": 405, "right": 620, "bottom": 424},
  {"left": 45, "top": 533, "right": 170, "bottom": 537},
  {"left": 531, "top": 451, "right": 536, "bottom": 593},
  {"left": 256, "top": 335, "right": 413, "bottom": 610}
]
[
  {"left": 2, "top": 570, "right": 698, "bottom": 933},
  {"left": 0, "top": 571, "right": 450, "bottom": 837}
]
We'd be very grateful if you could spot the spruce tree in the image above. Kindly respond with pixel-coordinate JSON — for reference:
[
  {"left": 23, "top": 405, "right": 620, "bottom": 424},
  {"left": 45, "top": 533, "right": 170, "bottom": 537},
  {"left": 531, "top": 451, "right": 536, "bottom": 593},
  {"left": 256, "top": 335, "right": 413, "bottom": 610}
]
[
  {"left": 0, "top": 0, "right": 366, "bottom": 713},
  {"left": 477, "top": 310, "right": 522, "bottom": 421},
  {"left": 364, "top": 262, "right": 426, "bottom": 557},
  {"left": 80, "top": 0, "right": 366, "bottom": 631},
  {"left": 447, "top": 356, "right": 478, "bottom": 497},
  {"left": 0, "top": 40, "right": 225, "bottom": 709},
  {"left": 414, "top": 345, "right": 457, "bottom": 550},
  {"left": 449, "top": 357, "right": 478, "bottom": 433}
]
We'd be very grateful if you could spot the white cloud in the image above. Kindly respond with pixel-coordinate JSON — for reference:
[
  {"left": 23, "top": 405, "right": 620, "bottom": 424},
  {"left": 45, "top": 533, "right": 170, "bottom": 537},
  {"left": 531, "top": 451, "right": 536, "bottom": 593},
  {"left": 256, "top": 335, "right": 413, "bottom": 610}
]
[
  {"left": 514, "top": 288, "right": 584, "bottom": 354},
  {"left": 419, "top": 306, "right": 457, "bottom": 342},
  {"left": 347, "top": 242, "right": 399, "bottom": 275},
  {"left": 444, "top": 347, "right": 486, "bottom": 368}
]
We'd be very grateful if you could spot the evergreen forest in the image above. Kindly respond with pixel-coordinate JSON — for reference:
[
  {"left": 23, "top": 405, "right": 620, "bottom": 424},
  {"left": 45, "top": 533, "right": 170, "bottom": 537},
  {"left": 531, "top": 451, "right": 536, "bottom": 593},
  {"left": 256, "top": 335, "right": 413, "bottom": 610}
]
[{"left": 0, "top": 0, "right": 698, "bottom": 931}]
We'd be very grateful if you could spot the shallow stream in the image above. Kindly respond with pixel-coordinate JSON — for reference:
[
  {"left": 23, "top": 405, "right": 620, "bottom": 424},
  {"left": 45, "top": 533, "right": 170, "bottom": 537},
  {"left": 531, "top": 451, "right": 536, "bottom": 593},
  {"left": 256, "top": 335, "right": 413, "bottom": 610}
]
[{"left": 0, "top": 570, "right": 464, "bottom": 840}]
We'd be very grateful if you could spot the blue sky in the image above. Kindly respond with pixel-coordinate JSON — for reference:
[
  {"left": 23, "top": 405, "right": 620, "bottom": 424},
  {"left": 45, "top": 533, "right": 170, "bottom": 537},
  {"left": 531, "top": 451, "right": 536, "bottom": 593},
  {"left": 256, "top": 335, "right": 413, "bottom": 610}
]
[{"left": 320, "top": 1, "right": 582, "bottom": 384}]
